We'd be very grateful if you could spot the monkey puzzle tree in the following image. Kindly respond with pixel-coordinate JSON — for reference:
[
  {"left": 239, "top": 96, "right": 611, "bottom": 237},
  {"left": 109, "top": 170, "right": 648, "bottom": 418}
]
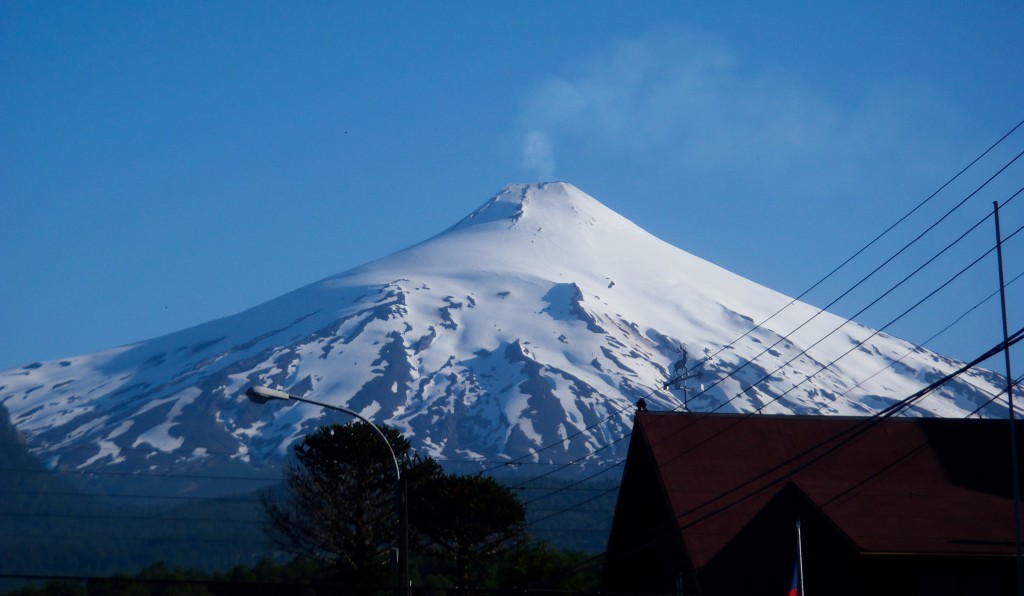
[
  {"left": 262, "top": 422, "right": 440, "bottom": 587},
  {"left": 410, "top": 473, "right": 527, "bottom": 589}
]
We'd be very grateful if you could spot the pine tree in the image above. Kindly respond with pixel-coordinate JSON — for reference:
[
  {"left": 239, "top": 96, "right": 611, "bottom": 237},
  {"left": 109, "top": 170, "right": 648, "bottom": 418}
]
[{"left": 262, "top": 422, "right": 440, "bottom": 588}]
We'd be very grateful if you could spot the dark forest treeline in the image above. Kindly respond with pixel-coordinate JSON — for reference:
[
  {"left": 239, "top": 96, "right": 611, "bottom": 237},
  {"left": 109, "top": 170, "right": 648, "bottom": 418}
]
[
  {"left": 0, "top": 407, "right": 273, "bottom": 588},
  {"left": 6, "top": 544, "right": 601, "bottom": 595},
  {"left": 1, "top": 410, "right": 616, "bottom": 593},
  {"left": 0, "top": 466, "right": 613, "bottom": 586}
]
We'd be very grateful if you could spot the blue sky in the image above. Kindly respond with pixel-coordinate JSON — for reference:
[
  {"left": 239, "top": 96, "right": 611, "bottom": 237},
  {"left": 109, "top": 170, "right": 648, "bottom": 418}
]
[{"left": 2, "top": 1, "right": 1022, "bottom": 373}]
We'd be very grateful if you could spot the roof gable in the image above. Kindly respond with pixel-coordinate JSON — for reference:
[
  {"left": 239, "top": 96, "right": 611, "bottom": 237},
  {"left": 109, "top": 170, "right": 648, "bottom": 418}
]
[{"left": 632, "top": 412, "right": 1022, "bottom": 565}]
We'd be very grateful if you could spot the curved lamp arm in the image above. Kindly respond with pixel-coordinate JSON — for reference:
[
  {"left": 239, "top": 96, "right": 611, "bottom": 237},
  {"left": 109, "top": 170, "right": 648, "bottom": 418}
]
[{"left": 245, "top": 386, "right": 401, "bottom": 481}]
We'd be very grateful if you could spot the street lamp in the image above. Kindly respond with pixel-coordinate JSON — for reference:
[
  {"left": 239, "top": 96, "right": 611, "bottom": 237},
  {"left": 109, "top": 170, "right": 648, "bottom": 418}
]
[{"left": 244, "top": 385, "right": 410, "bottom": 594}]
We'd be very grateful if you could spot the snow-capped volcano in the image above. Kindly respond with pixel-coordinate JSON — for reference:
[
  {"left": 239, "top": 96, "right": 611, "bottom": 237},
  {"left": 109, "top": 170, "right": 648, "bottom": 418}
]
[{"left": 0, "top": 183, "right": 1008, "bottom": 481}]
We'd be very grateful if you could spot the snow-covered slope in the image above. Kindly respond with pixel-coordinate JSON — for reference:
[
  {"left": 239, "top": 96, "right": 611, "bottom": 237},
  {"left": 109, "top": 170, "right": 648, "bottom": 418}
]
[{"left": 0, "top": 183, "right": 1007, "bottom": 480}]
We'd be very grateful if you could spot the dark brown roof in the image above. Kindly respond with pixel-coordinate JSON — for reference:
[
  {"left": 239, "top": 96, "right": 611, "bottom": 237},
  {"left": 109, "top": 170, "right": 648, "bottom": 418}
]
[{"left": 635, "top": 412, "right": 1022, "bottom": 567}]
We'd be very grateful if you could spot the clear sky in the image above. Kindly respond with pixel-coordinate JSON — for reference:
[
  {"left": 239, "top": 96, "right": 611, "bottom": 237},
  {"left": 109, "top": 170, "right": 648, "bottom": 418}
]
[{"left": 2, "top": 1, "right": 1022, "bottom": 374}]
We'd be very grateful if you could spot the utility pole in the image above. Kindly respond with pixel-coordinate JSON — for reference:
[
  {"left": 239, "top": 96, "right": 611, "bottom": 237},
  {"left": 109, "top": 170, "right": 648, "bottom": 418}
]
[{"left": 994, "top": 201, "right": 1022, "bottom": 596}]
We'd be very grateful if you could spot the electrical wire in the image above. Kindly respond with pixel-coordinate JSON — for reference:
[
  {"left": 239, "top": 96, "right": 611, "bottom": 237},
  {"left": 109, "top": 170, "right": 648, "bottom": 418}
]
[
  {"left": 505, "top": 182, "right": 1024, "bottom": 503},
  {"left": 742, "top": 202, "right": 1024, "bottom": 413},
  {"left": 967, "top": 372, "right": 1024, "bottom": 417},
  {"left": 493, "top": 127, "right": 1024, "bottom": 496},
  {"left": 7, "top": 120, "right": 1022, "bottom": 574},
  {"left": 641, "top": 219, "right": 1024, "bottom": 472},
  {"left": 820, "top": 268, "right": 1024, "bottom": 418},
  {"left": 560, "top": 327, "right": 1024, "bottom": 581},
  {"left": 672, "top": 123, "right": 1024, "bottom": 408},
  {"left": 484, "top": 124, "right": 1024, "bottom": 540}
]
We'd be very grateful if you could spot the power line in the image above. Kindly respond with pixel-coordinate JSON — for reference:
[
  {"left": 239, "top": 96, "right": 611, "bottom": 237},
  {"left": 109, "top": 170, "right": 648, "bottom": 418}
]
[
  {"left": 8, "top": 120, "right": 1022, "bottom": 557},
  {"left": 967, "top": 373, "right": 1024, "bottom": 417},
  {"left": 634, "top": 186, "right": 1024, "bottom": 450},
  {"left": 678, "top": 120, "right": 1024, "bottom": 402},
  {"left": 822, "top": 269, "right": 1024, "bottom": 418},
  {"left": 500, "top": 126, "right": 1024, "bottom": 528},
  {"left": 567, "top": 327, "right": 1024, "bottom": 579},
  {"left": 644, "top": 222, "right": 1024, "bottom": 472},
  {"left": 671, "top": 127, "right": 1023, "bottom": 425},
  {"left": 0, "top": 487, "right": 264, "bottom": 503},
  {"left": 514, "top": 183, "right": 1024, "bottom": 507},
  {"left": 0, "top": 465, "right": 278, "bottom": 482},
  {"left": 673, "top": 327, "right": 1024, "bottom": 532},
  {"left": 492, "top": 376, "right": 684, "bottom": 480},
  {"left": 741, "top": 200, "right": 1024, "bottom": 414},
  {"left": 16, "top": 250, "right": 1016, "bottom": 529},
  {"left": 677, "top": 170, "right": 1023, "bottom": 416},
  {"left": 0, "top": 510, "right": 263, "bottom": 525}
]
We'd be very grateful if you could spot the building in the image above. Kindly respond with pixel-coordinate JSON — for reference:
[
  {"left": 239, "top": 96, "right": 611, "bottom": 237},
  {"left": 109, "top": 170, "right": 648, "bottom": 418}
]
[{"left": 602, "top": 412, "right": 1023, "bottom": 595}]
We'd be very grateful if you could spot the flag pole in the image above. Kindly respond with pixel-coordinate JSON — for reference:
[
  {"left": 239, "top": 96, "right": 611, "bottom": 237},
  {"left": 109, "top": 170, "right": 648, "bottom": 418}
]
[{"left": 796, "top": 518, "right": 805, "bottom": 596}]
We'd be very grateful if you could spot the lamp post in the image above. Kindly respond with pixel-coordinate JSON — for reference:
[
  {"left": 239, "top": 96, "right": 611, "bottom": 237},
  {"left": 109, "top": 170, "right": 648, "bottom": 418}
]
[{"left": 245, "top": 385, "right": 410, "bottom": 595}]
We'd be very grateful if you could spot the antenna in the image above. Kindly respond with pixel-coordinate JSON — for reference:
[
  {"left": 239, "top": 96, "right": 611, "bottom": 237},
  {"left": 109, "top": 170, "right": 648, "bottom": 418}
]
[{"left": 670, "top": 346, "right": 705, "bottom": 410}]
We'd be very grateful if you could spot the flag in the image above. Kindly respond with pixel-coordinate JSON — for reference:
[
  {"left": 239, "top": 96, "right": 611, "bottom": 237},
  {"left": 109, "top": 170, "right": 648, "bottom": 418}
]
[{"left": 788, "top": 558, "right": 800, "bottom": 596}]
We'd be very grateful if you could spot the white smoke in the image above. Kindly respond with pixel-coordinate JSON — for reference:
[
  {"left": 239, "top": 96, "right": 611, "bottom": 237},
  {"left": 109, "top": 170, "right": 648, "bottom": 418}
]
[
  {"left": 521, "top": 130, "right": 556, "bottom": 180},
  {"left": 515, "top": 24, "right": 948, "bottom": 197}
]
